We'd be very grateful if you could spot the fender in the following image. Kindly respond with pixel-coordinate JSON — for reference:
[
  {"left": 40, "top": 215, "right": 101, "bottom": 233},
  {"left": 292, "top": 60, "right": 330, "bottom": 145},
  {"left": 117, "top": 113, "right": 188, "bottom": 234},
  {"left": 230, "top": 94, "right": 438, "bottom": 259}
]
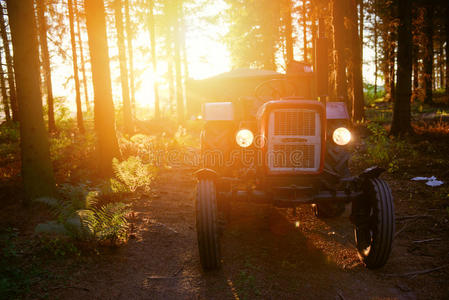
[
  {"left": 194, "top": 168, "right": 218, "bottom": 180},
  {"left": 359, "top": 166, "right": 385, "bottom": 179}
]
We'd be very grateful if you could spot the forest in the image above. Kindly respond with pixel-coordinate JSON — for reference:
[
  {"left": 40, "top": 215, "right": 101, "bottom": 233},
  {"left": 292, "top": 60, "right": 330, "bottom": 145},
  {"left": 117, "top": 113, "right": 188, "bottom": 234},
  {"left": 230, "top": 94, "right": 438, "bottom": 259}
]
[{"left": 0, "top": 0, "right": 448, "bottom": 298}]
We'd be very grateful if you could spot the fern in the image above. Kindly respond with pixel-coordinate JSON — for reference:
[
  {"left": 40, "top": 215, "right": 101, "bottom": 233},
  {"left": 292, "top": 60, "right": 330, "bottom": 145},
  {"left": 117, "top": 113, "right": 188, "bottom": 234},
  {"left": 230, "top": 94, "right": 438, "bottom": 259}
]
[{"left": 112, "top": 156, "right": 156, "bottom": 193}]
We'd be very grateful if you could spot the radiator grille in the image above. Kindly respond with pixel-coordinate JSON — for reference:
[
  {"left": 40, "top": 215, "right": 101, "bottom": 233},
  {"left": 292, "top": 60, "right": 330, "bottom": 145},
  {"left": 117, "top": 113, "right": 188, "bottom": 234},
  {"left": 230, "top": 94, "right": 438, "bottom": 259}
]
[
  {"left": 271, "top": 144, "right": 315, "bottom": 168},
  {"left": 274, "top": 111, "right": 316, "bottom": 136}
]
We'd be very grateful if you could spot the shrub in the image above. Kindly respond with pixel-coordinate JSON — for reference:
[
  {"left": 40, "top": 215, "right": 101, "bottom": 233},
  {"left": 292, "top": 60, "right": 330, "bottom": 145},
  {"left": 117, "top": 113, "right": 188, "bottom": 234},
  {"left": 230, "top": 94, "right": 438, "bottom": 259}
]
[
  {"left": 353, "top": 122, "right": 416, "bottom": 173},
  {"left": 112, "top": 156, "right": 157, "bottom": 193}
]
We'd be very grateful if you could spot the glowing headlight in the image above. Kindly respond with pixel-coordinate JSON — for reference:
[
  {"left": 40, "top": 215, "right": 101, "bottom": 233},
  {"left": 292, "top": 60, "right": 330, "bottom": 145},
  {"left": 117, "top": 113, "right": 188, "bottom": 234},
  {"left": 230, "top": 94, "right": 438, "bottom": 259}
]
[
  {"left": 332, "top": 127, "right": 351, "bottom": 145},
  {"left": 236, "top": 129, "right": 254, "bottom": 148}
]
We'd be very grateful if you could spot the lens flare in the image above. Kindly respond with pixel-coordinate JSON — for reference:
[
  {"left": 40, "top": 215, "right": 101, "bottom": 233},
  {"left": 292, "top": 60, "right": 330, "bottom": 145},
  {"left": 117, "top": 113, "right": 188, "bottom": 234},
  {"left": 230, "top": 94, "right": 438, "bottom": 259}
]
[
  {"left": 332, "top": 127, "right": 351, "bottom": 145},
  {"left": 236, "top": 129, "right": 254, "bottom": 148}
]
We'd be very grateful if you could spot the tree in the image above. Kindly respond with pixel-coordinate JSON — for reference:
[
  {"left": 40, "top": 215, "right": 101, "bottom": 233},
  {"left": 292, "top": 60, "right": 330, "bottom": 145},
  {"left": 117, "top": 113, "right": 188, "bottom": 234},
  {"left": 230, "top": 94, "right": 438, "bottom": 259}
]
[
  {"left": 281, "top": 0, "right": 294, "bottom": 64},
  {"left": 0, "top": 46, "right": 10, "bottom": 121},
  {"left": 422, "top": 4, "right": 434, "bottom": 103},
  {"left": 68, "top": 0, "right": 85, "bottom": 134},
  {"left": 6, "top": 0, "right": 54, "bottom": 201},
  {"left": 391, "top": 0, "right": 413, "bottom": 135},
  {"left": 0, "top": 2, "right": 18, "bottom": 122},
  {"left": 124, "top": 0, "right": 136, "bottom": 118},
  {"left": 173, "top": 0, "right": 184, "bottom": 123},
  {"left": 446, "top": 4, "right": 449, "bottom": 94},
  {"left": 148, "top": 0, "right": 160, "bottom": 119},
  {"left": 36, "top": 0, "right": 56, "bottom": 132},
  {"left": 113, "top": 0, "right": 133, "bottom": 134},
  {"left": 348, "top": 0, "right": 364, "bottom": 121},
  {"left": 331, "top": 0, "right": 348, "bottom": 103},
  {"left": 84, "top": 0, "right": 120, "bottom": 176},
  {"left": 76, "top": 0, "right": 90, "bottom": 112}
]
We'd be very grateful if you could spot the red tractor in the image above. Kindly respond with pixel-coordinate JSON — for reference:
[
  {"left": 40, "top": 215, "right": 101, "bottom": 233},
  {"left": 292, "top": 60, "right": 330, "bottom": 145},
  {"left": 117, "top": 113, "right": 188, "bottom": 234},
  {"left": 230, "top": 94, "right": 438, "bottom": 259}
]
[{"left": 194, "top": 20, "right": 394, "bottom": 271}]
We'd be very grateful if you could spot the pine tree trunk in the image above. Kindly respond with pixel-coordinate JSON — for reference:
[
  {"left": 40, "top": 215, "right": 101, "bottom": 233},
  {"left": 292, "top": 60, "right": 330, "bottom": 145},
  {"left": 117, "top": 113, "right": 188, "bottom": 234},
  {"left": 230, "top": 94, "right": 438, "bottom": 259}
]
[
  {"left": 75, "top": 0, "right": 90, "bottom": 112},
  {"left": 0, "top": 4, "right": 18, "bottom": 121},
  {"left": 113, "top": 0, "right": 132, "bottom": 134},
  {"left": 6, "top": 0, "right": 54, "bottom": 201},
  {"left": 348, "top": 0, "right": 364, "bottom": 122},
  {"left": 422, "top": 5, "right": 433, "bottom": 104},
  {"left": 331, "top": 0, "right": 348, "bottom": 103},
  {"left": 446, "top": 5, "right": 449, "bottom": 94},
  {"left": 173, "top": 0, "right": 184, "bottom": 123},
  {"left": 0, "top": 48, "right": 10, "bottom": 121},
  {"left": 37, "top": 0, "right": 55, "bottom": 132},
  {"left": 84, "top": 0, "right": 120, "bottom": 177},
  {"left": 303, "top": 0, "right": 308, "bottom": 62},
  {"left": 374, "top": 14, "right": 378, "bottom": 96},
  {"left": 284, "top": 0, "right": 294, "bottom": 63},
  {"left": 358, "top": 0, "right": 363, "bottom": 61},
  {"left": 391, "top": 0, "right": 412, "bottom": 135},
  {"left": 148, "top": 0, "right": 160, "bottom": 119},
  {"left": 124, "top": 0, "right": 135, "bottom": 119},
  {"left": 68, "top": 0, "right": 85, "bottom": 134}
]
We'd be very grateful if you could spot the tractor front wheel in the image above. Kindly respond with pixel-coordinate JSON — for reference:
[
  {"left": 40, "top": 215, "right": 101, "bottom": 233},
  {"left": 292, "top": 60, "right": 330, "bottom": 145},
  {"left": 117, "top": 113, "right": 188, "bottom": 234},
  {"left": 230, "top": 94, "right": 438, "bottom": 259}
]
[
  {"left": 196, "top": 179, "right": 221, "bottom": 270},
  {"left": 354, "top": 178, "right": 395, "bottom": 269}
]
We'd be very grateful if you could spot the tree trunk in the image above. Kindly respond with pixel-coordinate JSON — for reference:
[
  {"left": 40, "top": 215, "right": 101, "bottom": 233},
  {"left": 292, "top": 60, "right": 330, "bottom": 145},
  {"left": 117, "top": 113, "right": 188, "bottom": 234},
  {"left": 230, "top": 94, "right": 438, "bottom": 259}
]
[
  {"left": 0, "top": 48, "right": 10, "bottom": 121},
  {"left": 76, "top": 0, "right": 90, "bottom": 112},
  {"left": 84, "top": 0, "right": 120, "bottom": 177},
  {"left": 0, "top": 3, "right": 18, "bottom": 121},
  {"left": 124, "top": 0, "right": 135, "bottom": 119},
  {"left": 173, "top": 0, "right": 184, "bottom": 123},
  {"left": 446, "top": 5, "right": 449, "bottom": 94},
  {"left": 412, "top": 43, "right": 419, "bottom": 100},
  {"left": 348, "top": 0, "right": 364, "bottom": 122},
  {"left": 148, "top": 0, "right": 160, "bottom": 119},
  {"left": 373, "top": 12, "right": 378, "bottom": 96},
  {"left": 303, "top": 0, "right": 308, "bottom": 62},
  {"left": 359, "top": 0, "right": 363, "bottom": 62},
  {"left": 422, "top": 5, "right": 433, "bottom": 104},
  {"left": 6, "top": 0, "right": 54, "bottom": 201},
  {"left": 284, "top": 0, "right": 294, "bottom": 63},
  {"left": 68, "top": 0, "right": 85, "bottom": 134},
  {"left": 113, "top": 0, "right": 132, "bottom": 134},
  {"left": 36, "top": 0, "right": 55, "bottom": 132},
  {"left": 331, "top": 0, "right": 348, "bottom": 103},
  {"left": 391, "top": 0, "right": 412, "bottom": 135}
]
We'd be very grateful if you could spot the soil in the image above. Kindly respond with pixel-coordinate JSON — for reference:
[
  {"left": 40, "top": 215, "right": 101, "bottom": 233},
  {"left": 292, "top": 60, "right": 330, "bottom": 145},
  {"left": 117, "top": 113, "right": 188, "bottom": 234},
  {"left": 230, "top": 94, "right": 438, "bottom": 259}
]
[{"left": 31, "top": 167, "right": 448, "bottom": 300}]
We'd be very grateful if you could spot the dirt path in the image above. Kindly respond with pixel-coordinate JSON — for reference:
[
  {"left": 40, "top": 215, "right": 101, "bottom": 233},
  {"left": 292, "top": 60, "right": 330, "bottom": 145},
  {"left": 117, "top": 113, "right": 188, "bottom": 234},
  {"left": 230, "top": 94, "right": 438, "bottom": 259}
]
[{"left": 54, "top": 168, "right": 449, "bottom": 300}]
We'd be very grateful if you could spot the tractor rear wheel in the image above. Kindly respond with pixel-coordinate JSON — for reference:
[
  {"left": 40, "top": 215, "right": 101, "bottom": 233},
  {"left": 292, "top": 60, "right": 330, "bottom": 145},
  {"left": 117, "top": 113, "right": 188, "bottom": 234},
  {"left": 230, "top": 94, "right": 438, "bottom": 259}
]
[
  {"left": 354, "top": 178, "right": 395, "bottom": 269},
  {"left": 196, "top": 179, "right": 221, "bottom": 270}
]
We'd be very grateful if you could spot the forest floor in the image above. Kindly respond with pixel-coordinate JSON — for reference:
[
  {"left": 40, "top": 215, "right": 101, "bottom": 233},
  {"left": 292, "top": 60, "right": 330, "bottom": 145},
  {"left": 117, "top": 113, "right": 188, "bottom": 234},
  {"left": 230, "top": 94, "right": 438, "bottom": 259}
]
[{"left": 1, "top": 115, "right": 449, "bottom": 299}]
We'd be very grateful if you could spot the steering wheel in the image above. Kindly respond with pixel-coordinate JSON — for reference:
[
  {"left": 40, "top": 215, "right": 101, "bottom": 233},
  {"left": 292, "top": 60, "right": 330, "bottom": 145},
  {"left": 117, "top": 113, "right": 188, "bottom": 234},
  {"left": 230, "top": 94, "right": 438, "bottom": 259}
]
[{"left": 255, "top": 79, "right": 298, "bottom": 101}]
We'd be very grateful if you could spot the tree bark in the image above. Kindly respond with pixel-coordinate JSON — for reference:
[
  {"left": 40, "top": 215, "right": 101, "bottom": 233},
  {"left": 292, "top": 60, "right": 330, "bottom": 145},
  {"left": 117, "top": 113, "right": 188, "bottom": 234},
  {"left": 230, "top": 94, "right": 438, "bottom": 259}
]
[
  {"left": 113, "top": 0, "right": 132, "bottom": 134},
  {"left": 0, "top": 48, "right": 10, "bottom": 121},
  {"left": 6, "top": 0, "right": 54, "bottom": 201},
  {"left": 68, "top": 0, "right": 85, "bottom": 134},
  {"left": 84, "top": 0, "right": 120, "bottom": 177},
  {"left": 374, "top": 13, "right": 378, "bottom": 96},
  {"left": 283, "top": 0, "right": 294, "bottom": 63},
  {"left": 302, "top": 0, "right": 308, "bottom": 62},
  {"left": 75, "top": 0, "right": 90, "bottom": 112},
  {"left": 148, "top": 0, "right": 160, "bottom": 119},
  {"left": 422, "top": 5, "right": 433, "bottom": 103},
  {"left": 173, "top": 0, "right": 184, "bottom": 123},
  {"left": 331, "top": 0, "right": 348, "bottom": 103},
  {"left": 348, "top": 0, "right": 364, "bottom": 122},
  {"left": 124, "top": 0, "right": 135, "bottom": 119},
  {"left": 36, "top": 0, "right": 55, "bottom": 132},
  {"left": 0, "top": 3, "right": 18, "bottom": 121},
  {"left": 446, "top": 5, "right": 449, "bottom": 94},
  {"left": 391, "top": 0, "right": 412, "bottom": 135}
]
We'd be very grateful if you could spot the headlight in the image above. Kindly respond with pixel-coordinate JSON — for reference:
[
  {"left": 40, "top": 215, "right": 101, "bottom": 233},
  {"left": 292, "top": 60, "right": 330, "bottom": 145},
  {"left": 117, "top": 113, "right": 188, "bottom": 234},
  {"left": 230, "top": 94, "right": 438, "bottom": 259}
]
[
  {"left": 332, "top": 127, "right": 351, "bottom": 145},
  {"left": 236, "top": 129, "right": 254, "bottom": 148}
]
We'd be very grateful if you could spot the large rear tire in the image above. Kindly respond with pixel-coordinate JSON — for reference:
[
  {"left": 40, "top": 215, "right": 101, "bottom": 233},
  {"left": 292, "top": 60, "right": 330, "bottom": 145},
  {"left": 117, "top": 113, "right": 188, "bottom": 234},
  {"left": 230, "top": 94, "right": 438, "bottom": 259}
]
[
  {"left": 196, "top": 179, "right": 221, "bottom": 270},
  {"left": 354, "top": 178, "right": 395, "bottom": 269}
]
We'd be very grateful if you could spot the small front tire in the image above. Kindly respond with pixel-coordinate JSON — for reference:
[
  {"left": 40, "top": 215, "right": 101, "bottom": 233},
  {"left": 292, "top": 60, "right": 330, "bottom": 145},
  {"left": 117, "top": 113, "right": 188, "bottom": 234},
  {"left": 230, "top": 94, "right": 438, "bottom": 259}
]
[{"left": 196, "top": 179, "right": 221, "bottom": 270}]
